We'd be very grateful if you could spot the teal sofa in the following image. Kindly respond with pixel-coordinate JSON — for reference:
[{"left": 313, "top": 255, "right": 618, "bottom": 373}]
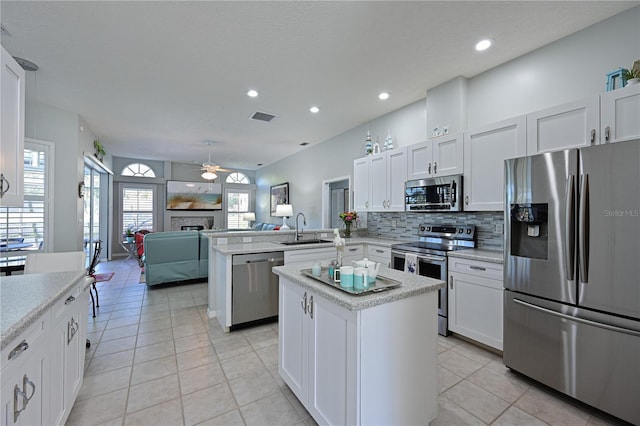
[{"left": 143, "top": 231, "right": 209, "bottom": 286}]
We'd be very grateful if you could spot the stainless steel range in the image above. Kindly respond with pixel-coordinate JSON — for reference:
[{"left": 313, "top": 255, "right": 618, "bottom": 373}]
[{"left": 391, "top": 224, "right": 476, "bottom": 336}]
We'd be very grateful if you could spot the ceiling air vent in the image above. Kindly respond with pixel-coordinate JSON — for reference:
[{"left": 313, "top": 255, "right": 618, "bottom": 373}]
[{"left": 250, "top": 111, "right": 278, "bottom": 123}]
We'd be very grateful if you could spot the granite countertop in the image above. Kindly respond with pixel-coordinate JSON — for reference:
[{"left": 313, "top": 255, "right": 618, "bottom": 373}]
[
  {"left": 273, "top": 263, "right": 445, "bottom": 312},
  {"left": 213, "top": 236, "right": 401, "bottom": 256},
  {"left": 448, "top": 248, "right": 504, "bottom": 264},
  {"left": 1, "top": 271, "right": 88, "bottom": 350}
]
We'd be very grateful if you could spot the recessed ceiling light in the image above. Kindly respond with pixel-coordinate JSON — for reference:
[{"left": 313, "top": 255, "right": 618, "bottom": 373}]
[
  {"left": 475, "top": 39, "right": 493, "bottom": 51},
  {"left": 309, "top": 106, "right": 320, "bottom": 114},
  {"left": 247, "top": 89, "right": 258, "bottom": 98},
  {"left": 378, "top": 92, "right": 390, "bottom": 100}
]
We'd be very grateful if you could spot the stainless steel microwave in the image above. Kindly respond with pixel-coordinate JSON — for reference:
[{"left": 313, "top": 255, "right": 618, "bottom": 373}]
[{"left": 405, "top": 175, "right": 462, "bottom": 212}]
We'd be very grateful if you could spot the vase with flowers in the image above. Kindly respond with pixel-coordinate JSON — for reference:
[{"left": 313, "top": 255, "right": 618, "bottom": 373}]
[{"left": 338, "top": 211, "right": 358, "bottom": 238}]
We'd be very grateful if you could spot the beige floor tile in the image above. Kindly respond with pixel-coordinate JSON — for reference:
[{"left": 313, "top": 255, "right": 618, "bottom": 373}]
[
  {"left": 442, "top": 380, "right": 510, "bottom": 423},
  {"left": 127, "top": 374, "right": 180, "bottom": 413},
  {"left": 134, "top": 340, "right": 175, "bottom": 364},
  {"left": 182, "top": 382, "right": 238, "bottom": 426},
  {"left": 94, "top": 335, "right": 138, "bottom": 357},
  {"left": 100, "top": 324, "right": 139, "bottom": 342},
  {"left": 220, "top": 351, "right": 266, "bottom": 380},
  {"left": 66, "top": 388, "right": 128, "bottom": 426},
  {"left": 212, "top": 335, "right": 253, "bottom": 360},
  {"left": 136, "top": 328, "right": 174, "bottom": 347},
  {"left": 95, "top": 416, "right": 124, "bottom": 426},
  {"left": 514, "top": 386, "right": 591, "bottom": 426},
  {"left": 240, "top": 392, "right": 301, "bottom": 426},
  {"left": 109, "top": 307, "right": 141, "bottom": 319},
  {"left": 245, "top": 329, "right": 278, "bottom": 350},
  {"left": 131, "top": 354, "right": 178, "bottom": 385},
  {"left": 493, "top": 406, "right": 548, "bottom": 426},
  {"left": 451, "top": 340, "right": 501, "bottom": 365},
  {"left": 195, "top": 409, "right": 245, "bottom": 426},
  {"left": 229, "top": 368, "right": 281, "bottom": 406},
  {"left": 438, "top": 349, "right": 484, "bottom": 378},
  {"left": 179, "top": 361, "right": 226, "bottom": 395},
  {"left": 86, "top": 349, "right": 135, "bottom": 376},
  {"left": 106, "top": 315, "right": 141, "bottom": 329},
  {"left": 268, "top": 365, "right": 287, "bottom": 389},
  {"left": 173, "top": 322, "right": 208, "bottom": 339},
  {"left": 139, "top": 310, "right": 170, "bottom": 323},
  {"left": 177, "top": 345, "right": 219, "bottom": 371},
  {"left": 174, "top": 332, "right": 212, "bottom": 353},
  {"left": 467, "top": 366, "right": 529, "bottom": 403},
  {"left": 140, "top": 302, "right": 170, "bottom": 313},
  {"left": 438, "top": 366, "right": 464, "bottom": 393},
  {"left": 282, "top": 386, "right": 311, "bottom": 420},
  {"left": 431, "top": 396, "right": 485, "bottom": 426},
  {"left": 124, "top": 397, "right": 184, "bottom": 426},
  {"left": 77, "top": 366, "right": 132, "bottom": 401},
  {"left": 138, "top": 317, "right": 172, "bottom": 333},
  {"left": 256, "top": 345, "right": 278, "bottom": 367}
]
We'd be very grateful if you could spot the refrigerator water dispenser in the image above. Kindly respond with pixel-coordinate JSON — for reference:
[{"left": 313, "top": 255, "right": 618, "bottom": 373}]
[{"left": 510, "top": 203, "right": 548, "bottom": 260}]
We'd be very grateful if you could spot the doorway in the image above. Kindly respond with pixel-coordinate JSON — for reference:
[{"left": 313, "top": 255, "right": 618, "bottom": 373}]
[
  {"left": 321, "top": 176, "right": 351, "bottom": 229},
  {"left": 83, "top": 159, "right": 111, "bottom": 262}
]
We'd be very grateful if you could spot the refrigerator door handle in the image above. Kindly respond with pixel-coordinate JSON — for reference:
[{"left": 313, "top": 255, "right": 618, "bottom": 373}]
[
  {"left": 565, "top": 175, "right": 576, "bottom": 281},
  {"left": 579, "top": 174, "right": 589, "bottom": 283},
  {"left": 513, "top": 298, "right": 640, "bottom": 337}
]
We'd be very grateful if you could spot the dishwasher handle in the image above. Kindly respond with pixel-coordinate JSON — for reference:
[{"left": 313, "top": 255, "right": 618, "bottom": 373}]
[{"left": 245, "top": 258, "right": 280, "bottom": 264}]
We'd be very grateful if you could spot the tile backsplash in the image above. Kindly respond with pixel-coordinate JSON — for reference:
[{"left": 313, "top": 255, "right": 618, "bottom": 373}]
[{"left": 367, "top": 211, "right": 504, "bottom": 250}]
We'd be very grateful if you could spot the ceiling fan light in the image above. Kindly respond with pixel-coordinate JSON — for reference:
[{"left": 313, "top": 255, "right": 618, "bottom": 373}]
[{"left": 201, "top": 171, "right": 218, "bottom": 180}]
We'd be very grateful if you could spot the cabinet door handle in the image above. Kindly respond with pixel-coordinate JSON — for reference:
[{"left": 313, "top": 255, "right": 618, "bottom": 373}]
[
  {"left": 68, "top": 317, "right": 79, "bottom": 344},
  {"left": 469, "top": 265, "right": 486, "bottom": 271},
  {"left": 348, "top": 248, "right": 358, "bottom": 252},
  {"left": 604, "top": 126, "right": 611, "bottom": 143},
  {"left": 309, "top": 296, "right": 314, "bottom": 319},
  {"left": 375, "top": 249, "right": 384, "bottom": 253},
  {"left": 464, "top": 195, "right": 469, "bottom": 206},
  {"left": 590, "top": 129, "right": 596, "bottom": 145},
  {"left": 14, "top": 385, "right": 28, "bottom": 422},
  {"left": 0, "top": 173, "right": 10, "bottom": 198},
  {"left": 434, "top": 162, "right": 438, "bottom": 174},
  {"left": 301, "top": 292, "right": 308, "bottom": 314},
  {"left": 8, "top": 340, "right": 29, "bottom": 361},
  {"left": 23, "top": 374, "right": 36, "bottom": 403},
  {"left": 428, "top": 163, "right": 431, "bottom": 174},
  {"left": 65, "top": 295, "right": 76, "bottom": 305},
  {"left": 449, "top": 275, "right": 453, "bottom": 290},
  {"left": 365, "top": 201, "right": 369, "bottom": 209}
]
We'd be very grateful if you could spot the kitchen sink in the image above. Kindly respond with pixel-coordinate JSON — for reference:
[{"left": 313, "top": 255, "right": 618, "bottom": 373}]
[{"left": 279, "top": 239, "right": 333, "bottom": 246}]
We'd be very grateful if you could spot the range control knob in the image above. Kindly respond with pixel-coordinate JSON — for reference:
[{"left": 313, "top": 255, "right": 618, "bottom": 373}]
[
  {"left": 466, "top": 229, "right": 472, "bottom": 234},
  {"left": 458, "top": 228, "right": 463, "bottom": 233}
]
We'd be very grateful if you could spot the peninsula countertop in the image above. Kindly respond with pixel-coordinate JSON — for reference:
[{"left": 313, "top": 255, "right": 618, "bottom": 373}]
[
  {"left": 273, "top": 263, "right": 445, "bottom": 312},
  {"left": 212, "top": 236, "right": 401, "bottom": 256},
  {"left": 1, "top": 271, "right": 88, "bottom": 350}
]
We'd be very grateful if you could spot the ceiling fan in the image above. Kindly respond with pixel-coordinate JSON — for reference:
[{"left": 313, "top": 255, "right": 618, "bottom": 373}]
[{"left": 200, "top": 141, "right": 231, "bottom": 180}]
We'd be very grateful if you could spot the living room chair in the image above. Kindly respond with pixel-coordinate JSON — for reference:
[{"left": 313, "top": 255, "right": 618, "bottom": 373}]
[
  {"left": 87, "top": 240, "right": 102, "bottom": 318},
  {"left": 135, "top": 230, "right": 150, "bottom": 268}
]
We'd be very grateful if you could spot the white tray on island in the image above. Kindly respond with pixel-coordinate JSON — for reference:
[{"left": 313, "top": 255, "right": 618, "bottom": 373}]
[{"left": 300, "top": 267, "right": 401, "bottom": 295}]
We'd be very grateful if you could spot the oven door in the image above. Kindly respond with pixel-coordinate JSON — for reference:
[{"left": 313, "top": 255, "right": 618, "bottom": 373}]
[{"left": 391, "top": 250, "right": 449, "bottom": 336}]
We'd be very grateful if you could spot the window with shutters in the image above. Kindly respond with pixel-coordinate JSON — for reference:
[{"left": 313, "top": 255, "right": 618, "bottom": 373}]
[
  {"left": 226, "top": 190, "right": 251, "bottom": 229},
  {"left": 121, "top": 162, "right": 156, "bottom": 177},
  {"left": 121, "top": 185, "right": 155, "bottom": 235},
  {"left": 0, "top": 141, "right": 52, "bottom": 252}
]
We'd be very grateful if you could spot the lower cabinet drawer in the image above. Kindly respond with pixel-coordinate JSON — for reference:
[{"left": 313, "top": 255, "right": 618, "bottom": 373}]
[{"left": 448, "top": 257, "right": 503, "bottom": 281}]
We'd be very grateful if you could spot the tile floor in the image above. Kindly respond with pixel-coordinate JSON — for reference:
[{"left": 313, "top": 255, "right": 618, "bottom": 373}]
[{"left": 69, "top": 259, "right": 622, "bottom": 426}]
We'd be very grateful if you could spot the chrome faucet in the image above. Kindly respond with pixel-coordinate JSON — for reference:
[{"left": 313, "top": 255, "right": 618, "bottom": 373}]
[{"left": 295, "top": 212, "right": 307, "bottom": 241}]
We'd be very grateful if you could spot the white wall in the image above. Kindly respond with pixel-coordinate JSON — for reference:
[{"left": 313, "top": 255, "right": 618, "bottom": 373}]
[{"left": 467, "top": 6, "right": 640, "bottom": 128}]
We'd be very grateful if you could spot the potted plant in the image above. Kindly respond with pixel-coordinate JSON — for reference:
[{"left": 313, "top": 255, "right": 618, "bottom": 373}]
[
  {"left": 624, "top": 67, "right": 640, "bottom": 86},
  {"left": 124, "top": 224, "right": 136, "bottom": 243},
  {"left": 93, "top": 139, "right": 106, "bottom": 161}
]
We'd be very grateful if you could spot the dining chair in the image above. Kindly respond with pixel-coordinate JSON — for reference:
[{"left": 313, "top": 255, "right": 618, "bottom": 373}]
[{"left": 86, "top": 240, "right": 102, "bottom": 318}]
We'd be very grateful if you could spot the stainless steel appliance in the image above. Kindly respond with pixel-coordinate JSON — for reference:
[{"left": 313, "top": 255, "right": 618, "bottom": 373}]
[
  {"left": 405, "top": 175, "right": 462, "bottom": 212},
  {"left": 391, "top": 224, "right": 476, "bottom": 336},
  {"left": 231, "top": 251, "right": 284, "bottom": 328},
  {"left": 504, "top": 139, "right": 640, "bottom": 425}
]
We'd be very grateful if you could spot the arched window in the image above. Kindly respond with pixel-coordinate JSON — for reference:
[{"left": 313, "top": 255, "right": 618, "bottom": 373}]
[
  {"left": 121, "top": 163, "right": 156, "bottom": 178},
  {"left": 225, "top": 172, "right": 250, "bottom": 184}
]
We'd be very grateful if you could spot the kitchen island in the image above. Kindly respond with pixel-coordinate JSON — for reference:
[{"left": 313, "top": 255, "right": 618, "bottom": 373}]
[{"left": 274, "top": 263, "right": 444, "bottom": 426}]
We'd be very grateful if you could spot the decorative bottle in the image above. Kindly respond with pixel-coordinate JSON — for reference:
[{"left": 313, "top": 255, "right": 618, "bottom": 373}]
[{"left": 365, "top": 130, "right": 372, "bottom": 155}]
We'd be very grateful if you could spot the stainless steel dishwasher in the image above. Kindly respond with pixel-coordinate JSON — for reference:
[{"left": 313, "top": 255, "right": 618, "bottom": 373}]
[{"left": 231, "top": 251, "right": 284, "bottom": 327}]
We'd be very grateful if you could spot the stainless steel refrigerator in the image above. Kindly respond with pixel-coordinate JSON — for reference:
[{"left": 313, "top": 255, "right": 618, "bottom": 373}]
[{"left": 503, "top": 139, "right": 640, "bottom": 425}]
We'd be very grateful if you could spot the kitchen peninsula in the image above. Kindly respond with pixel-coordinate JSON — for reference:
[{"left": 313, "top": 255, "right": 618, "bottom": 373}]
[{"left": 275, "top": 263, "right": 443, "bottom": 425}]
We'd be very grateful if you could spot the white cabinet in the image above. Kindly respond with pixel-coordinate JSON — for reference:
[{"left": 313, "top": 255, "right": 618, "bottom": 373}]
[
  {"left": 463, "top": 116, "right": 526, "bottom": 211},
  {"left": 353, "top": 148, "right": 407, "bottom": 212},
  {"left": 366, "top": 244, "right": 391, "bottom": 268},
  {"left": 284, "top": 247, "right": 336, "bottom": 265},
  {"left": 448, "top": 257, "right": 503, "bottom": 350},
  {"left": 50, "top": 283, "right": 87, "bottom": 425},
  {"left": 1, "top": 312, "right": 48, "bottom": 426},
  {"left": 526, "top": 96, "right": 599, "bottom": 154},
  {"left": 600, "top": 84, "right": 640, "bottom": 144},
  {"left": 406, "top": 133, "right": 463, "bottom": 180},
  {"left": 342, "top": 244, "right": 363, "bottom": 264},
  {"left": 0, "top": 46, "right": 26, "bottom": 206},
  {"left": 278, "top": 276, "right": 438, "bottom": 425}
]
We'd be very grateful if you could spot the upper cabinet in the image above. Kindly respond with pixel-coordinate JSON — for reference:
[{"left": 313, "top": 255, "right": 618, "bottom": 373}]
[
  {"left": 463, "top": 116, "right": 526, "bottom": 211},
  {"left": 406, "top": 133, "right": 463, "bottom": 180},
  {"left": 526, "top": 96, "right": 599, "bottom": 155},
  {"left": 353, "top": 148, "right": 406, "bottom": 212},
  {"left": 1, "top": 46, "right": 26, "bottom": 207},
  {"left": 600, "top": 84, "right": 640, "bottom": 144}
]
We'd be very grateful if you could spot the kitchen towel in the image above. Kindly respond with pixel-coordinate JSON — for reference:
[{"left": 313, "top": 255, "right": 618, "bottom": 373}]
[{"left": 404, "top": 253, "right": 419, "bottom": 275}]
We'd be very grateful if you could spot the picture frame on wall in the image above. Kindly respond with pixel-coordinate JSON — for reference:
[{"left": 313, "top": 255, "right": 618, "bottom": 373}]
[
  {"left": 166, "top": 180, "right": 222, "bottom": 210},
  {"left": 270, "top": 182, "right": 289, "bottom": 216}
]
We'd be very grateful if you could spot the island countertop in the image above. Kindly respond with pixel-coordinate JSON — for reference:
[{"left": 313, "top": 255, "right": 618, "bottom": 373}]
[
  {"left": 1, "top": 271, "right": 88, "bottom": 350},
  {"left": 273, "top": 263, "right": 444, "bottom": 312}
]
